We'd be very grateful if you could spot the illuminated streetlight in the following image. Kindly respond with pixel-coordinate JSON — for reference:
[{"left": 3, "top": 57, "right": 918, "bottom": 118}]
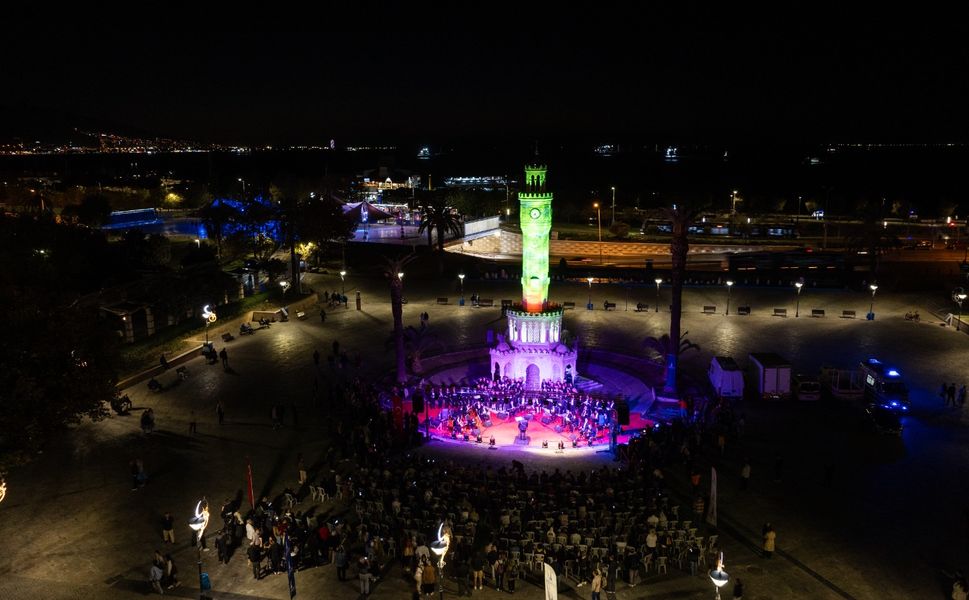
[
  {"left": 594, "top": 202, "right": 603, "bottom": 264},
  {"left": 725, "top": 280, "right": 734, "bottom": 315},
  {"left": 340, "top": 270, "right": 346, "bottom": 295},
  {"left": 397, "top": 272, "right": 404, "bottom": 281},
  {"left": 188, "top": 499, "right": 211, "bottom": 600},
  {"left": 194, "top": 238, "right": 201, "bottom": 249},
  {"left": 458, "top": 273, "right": 465, "bottom": 305},
  {"left": 869, "top": 283, "right": 879, "bottom": 319},
  {"left": 794, "top": 281, "right": 804, "bottom": 317},
  {"left": 430, "top": 522, "right": 451, "bottom": 600},
  {"left": 655, "top": 278, "right": 663, "bottom": 313},
  {"left": 237, "top": 177, "right": 246, "bottom": 197},
  {"left": 201, "top": 305, "right": 217, "bottom": 345},
  {"left": 709, "top": 553, "right": 730, "bottom": 600},
  {"left": 587, "top": 276, "right": 594, "bottom": 310}
]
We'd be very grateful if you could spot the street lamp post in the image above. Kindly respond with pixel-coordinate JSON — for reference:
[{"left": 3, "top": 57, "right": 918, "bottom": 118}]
[
  {"left": 869, "top": 283, "right": 879, "bottom": 319},
  {"left": 794, "top": 281, "right": 803, "bottom": 317},
  {"left": 725, "top": 280, "right": 734, "bottom": 315},
  {"left": 587, "top": 277, "right": 594, "bottom": 310},
  {"left": 340, "top": 270, "right": 346, "bottom": 295},
  {"left": 655, "top": 278, "right": 662, "bottom": 313},
  {"left": 458, "top": 273, "right": 465, "bottom": 306},
  {"left": 957, "top": 293, "right": 967, "bottom": 331},
  {"left": 709, "top": 553, "right": 729, "bottom": 600},
  {"left": 188, "top": 499, "right": 210, "bottom": 600},
  {"left": 237, "top": 177, "right": 246, "bottom": 198},
  {"left": 201, "top": 305, "right": 217, "bottom": 345},
  {"left": 594, "top": 202, "right": 603, "bottom": 264},
  {"left": 610, "top": 186, "right": 616, "bottom": 226}
]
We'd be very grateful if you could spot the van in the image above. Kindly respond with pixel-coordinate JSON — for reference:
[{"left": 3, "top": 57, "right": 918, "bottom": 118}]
[
  {"left": 748, "top": 353, "right": 792, "bottom": 400},
  {"left": 858, "top": 358, "right": 909, "bottom": 412},
  {"left": 792, "top": 374, "right": 821, "bottom": 401},
  {"left": 709, "top": 356, "right": 744, "bottom": 399}
]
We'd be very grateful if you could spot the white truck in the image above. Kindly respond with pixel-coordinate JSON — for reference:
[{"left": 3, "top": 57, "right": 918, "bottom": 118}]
[
  {"left": 748, "top": 352, "right": 792, "bottom": 400},
  {"left": 709, "top": 356, "right": 745, "bottom": 399}
]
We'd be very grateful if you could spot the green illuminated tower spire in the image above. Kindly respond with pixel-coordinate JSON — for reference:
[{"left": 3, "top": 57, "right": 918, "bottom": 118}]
[{"left": 519, "top": 164, "right": 552, "bottom": 312}]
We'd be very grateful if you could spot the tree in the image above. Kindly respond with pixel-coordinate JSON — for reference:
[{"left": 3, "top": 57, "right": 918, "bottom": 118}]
[
  {"left": 662, "top": 206, "right": 700, "bottom": 394},
  {"left": 609, "top": 222, "right": 630, "bottom": 239},
  {"left": 81, "top": 193, "right": 112, "bottom": 225},
  {"left": 846, "top": 199, "right": 901, "bottom": 277},
  {"left": 0, "top": 215, "right": 120, "bottom": 468},
  {"left": 383, "top": 253, "right": 417, "bottom": 383},
  {"left": 402, "top": 325, "right": 444, "bottom": 375},
  {"left": 642, "top": 332, "right": 700, "bottom": 384},
  {"left": 197, "top": 199, "right": 240, "bottom": 261},
  {"left": 419, "top": 194, "right": 464, "bottom": 251}
]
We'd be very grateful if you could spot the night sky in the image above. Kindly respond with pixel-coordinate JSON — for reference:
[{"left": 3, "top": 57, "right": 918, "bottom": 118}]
[{"left": 4, "top": 19, "right": 969, "bottom": 145}]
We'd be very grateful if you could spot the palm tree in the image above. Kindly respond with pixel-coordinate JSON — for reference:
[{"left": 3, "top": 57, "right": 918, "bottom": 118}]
[
  {"left": 642, "top": 332, "right": 700, "bottom": 384},
  {"left": 383, "top": 253, "right": 417, "bottom": 383},
  {"left": 846, "top": 198, "right": 900, "bottom": 278},
  {"left": 389, "top": 325, "right": 445, "bottom": 375},
  {"left": 662, "top": 206, "right": 699, "bottom": 394},
  {"left": 420, "top": 195, "right": 464, "bottom": 252}
]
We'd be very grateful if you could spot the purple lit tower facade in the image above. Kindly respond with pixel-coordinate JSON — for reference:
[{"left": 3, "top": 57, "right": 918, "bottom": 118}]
[{"left": 490, "top": 164, "right": 577, "bottom": 390}]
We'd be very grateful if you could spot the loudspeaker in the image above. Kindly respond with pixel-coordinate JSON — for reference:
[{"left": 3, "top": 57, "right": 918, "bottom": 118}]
[
  {"left": 616, "top": 402, "right": 630, "bottom": 425},
  {"left": 412, "top": 394, "right": 424, "bottom": 414}
]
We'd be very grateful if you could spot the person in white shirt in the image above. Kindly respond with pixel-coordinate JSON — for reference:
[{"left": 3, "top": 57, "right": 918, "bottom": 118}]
[{"left": 645, "top": 530, "right": 658, "bottom": 557}]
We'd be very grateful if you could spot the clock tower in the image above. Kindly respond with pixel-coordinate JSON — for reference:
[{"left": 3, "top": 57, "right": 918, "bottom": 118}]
[
  {"left": 490, "top": 163, "right": 576, "bottom": 391},
  {"left": 519, "top": 164, "right": 552, "bottom": 312}
]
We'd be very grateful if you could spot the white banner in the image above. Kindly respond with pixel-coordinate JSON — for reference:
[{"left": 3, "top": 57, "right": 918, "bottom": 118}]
[
  {"left": 707, "top": 466, "right": 718, "bottom": 527},
  {"left": 543, "top": 562, "right": 557, "bottom": 600}
]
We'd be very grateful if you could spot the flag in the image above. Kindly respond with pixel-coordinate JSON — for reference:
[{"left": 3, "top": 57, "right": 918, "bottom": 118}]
[
  {"left": 246, "top": 459, "right": 255, "bottom": 509},
  {"left": 543, "top": 562, "right": 558, "bottom": 600},
  {"left": 707, "top": 466, "right": 718, "bottom": 528},
  {"left": 285, "top": 533, "right": 297, "bottom": 598}
]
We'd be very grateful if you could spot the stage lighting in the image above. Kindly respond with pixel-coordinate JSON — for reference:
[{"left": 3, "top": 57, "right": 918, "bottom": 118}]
[{"left": 542, "top": 440, "right": 549, "bottom": 449}]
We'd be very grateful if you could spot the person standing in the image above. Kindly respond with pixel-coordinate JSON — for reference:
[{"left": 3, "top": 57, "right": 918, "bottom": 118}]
[
  {"left": 590, "top": 568, "right": 602, "bottom": 600},
  {"left": 162, "top": 512, "right": 175, "bottom": 544},
  {"left": 762, "top": 523, "right": 776, "bottom": 558},
  {"left": 959, "top": 384, "right": 967, "bottom": 408},
  {"left": 159, "top": 354, "right": 169, "bottom": 371},
  {"left": 949, "top": 383, "right": 957, "bottom": 407},
  {"left": 732, "top": 577, "right": 745, "bottom": 599},
  {"left": 313, "top": 349, "right": 320, "bottom": 367},
  {"left": 334, "top": 544, "right": 349, "bottom": 581},
  {"left": 319, "top": 309, "right": 326, "bottom": 323},
  {"left": 216, "top": 402, "right": 225, "bottom": 426},
  {"left": 247, "top": 541, "right": 262, "bottom": 580},
  {"left": 740, "top": 460, "right": 751, "bottom": 490},
  {"left": 421, "top": 556, "right": 437, "bottom": 598},
  {"left": 297, "top": 454, "right": 307, "bottom": 485},
  {"left": 164, "top": 554, "right": 180, "bottom": 589},
  {"left": 358, "top": 555, "right": 373, "bottom": 596},
  {"left": 189, "top": 411, "right": 197, "bottom": 434},
  {"left": 220, "top": 348, "right": 229, "bottom": 370}
]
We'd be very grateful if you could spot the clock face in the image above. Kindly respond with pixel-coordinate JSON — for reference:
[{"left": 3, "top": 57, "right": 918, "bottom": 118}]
[{"left": 530, "top": 208, "right": 541, "bottom": 219}]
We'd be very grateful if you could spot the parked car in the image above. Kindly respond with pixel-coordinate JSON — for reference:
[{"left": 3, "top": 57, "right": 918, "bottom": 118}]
[
  {"left": 865, "top": 405, "right": 902, "bottom": 436},
  {"left": 792, "top": 374, "right": 821, "bottom": 401}
]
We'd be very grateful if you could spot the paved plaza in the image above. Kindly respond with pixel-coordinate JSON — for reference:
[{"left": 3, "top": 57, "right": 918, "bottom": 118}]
[{"left": 1, "top": 270, "right": 968, "bottom": 600}]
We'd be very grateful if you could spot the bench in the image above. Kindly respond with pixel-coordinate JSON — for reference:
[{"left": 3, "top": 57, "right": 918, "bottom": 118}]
[
  {"left": 842, "top": 310, "right": 857, "bottom": 319},
  {"left": 501, "top": 299, "right": 514, "bottom": 308},
  {"left": 603, "top": 302, "right": 617, "bottom": 311},
  {"left": 563, "top": 302, "right": 576, "bottom": 310},
  {"left": 437, "top": 297, "right": 449, "bottom": 305},
  {"left": 703, "top": 305, "right": 717, "bottom": 314},
  {"left": 811, "top": 309, "right": 825, "bottom": 318},
  {"left": 773, "top": 308, "right": 788, "bottom": 317},
  {"left": 221, "top": 332, "right": 234, "bottom": 342},
  {"left": 477, "top": 298, "right": 494, "bottom": 307},
  {"left": 296, "top": 311, "right": 306, "bottom": 320},
  {"left": 635, "top": 302, "right": 649, "bottom": 312},
  {"left": 737, "top": 306, "right": 751, "bottom": 315}
]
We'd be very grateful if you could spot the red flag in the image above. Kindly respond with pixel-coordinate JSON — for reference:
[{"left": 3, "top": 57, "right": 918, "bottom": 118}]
[
  {"left": 247, "top": 459, "right": 255, "bottom": 509},
  {"left": 392, "top": 395, "right": 403, "bottom": 431}
]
